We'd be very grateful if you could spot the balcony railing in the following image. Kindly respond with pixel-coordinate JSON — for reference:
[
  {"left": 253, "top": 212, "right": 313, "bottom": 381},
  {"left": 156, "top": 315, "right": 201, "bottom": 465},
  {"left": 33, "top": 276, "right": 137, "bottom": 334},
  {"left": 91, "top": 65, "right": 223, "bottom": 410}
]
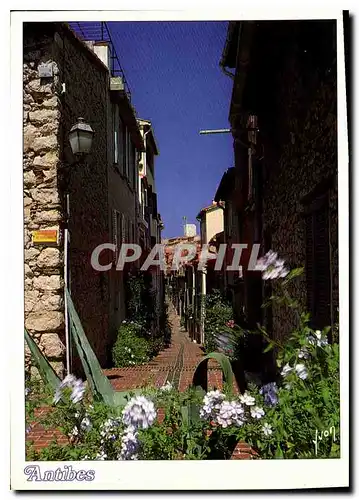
[{"left": 68, "top": 21, "right": 131, "bottom": 101}]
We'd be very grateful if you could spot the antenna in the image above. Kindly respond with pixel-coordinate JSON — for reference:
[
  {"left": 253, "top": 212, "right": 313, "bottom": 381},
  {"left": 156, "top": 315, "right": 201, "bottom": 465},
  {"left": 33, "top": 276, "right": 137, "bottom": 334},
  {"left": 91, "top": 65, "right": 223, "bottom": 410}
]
[{"left": 182, "top": 216, "right": 187, "bottom": 236}]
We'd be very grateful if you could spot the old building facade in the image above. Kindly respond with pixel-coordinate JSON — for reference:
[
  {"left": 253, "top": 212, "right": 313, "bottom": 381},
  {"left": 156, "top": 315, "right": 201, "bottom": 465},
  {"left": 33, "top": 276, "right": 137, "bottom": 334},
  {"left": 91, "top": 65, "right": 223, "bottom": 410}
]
[
  {"left": 23, "top": 22, "right": 161, "bottom": 377},
  {"left": 220, "top": 20, "right": 338, "bottom": 347}
]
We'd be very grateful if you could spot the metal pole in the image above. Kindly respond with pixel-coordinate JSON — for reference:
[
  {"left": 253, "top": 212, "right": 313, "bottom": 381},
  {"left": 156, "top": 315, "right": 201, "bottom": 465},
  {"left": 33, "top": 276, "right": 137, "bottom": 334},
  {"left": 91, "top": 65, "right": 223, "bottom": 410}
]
[
  {"left": 199, "top": 129, "right": 231, "bottom": 135},
  {"left": 64, "top": 193, "right": 71, "bottom": 375}
]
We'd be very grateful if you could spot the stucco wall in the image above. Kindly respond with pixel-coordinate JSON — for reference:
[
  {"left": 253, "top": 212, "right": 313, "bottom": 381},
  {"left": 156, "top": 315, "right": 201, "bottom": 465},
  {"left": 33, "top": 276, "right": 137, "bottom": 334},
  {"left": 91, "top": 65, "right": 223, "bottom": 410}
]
[{"left": 205, "top": 207, "right": 224, "bottom": 244}]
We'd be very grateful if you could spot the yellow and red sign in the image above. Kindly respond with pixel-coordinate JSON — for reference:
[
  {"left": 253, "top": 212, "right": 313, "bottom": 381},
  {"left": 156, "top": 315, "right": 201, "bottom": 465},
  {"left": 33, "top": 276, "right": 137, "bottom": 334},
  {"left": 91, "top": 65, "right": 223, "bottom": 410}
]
[{"left": 32, "top": 229, "right": 59, "bottom": 245}]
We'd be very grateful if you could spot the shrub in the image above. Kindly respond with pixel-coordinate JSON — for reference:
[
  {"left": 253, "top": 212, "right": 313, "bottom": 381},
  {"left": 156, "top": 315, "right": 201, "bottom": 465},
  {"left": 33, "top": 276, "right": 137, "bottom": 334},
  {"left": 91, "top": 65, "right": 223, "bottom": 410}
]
[
  {"left": 203, "top": 290, "right": 237, "bottom": 353},
  {"left": 112, "top": 322, "right": 150, "bottom": 368}
]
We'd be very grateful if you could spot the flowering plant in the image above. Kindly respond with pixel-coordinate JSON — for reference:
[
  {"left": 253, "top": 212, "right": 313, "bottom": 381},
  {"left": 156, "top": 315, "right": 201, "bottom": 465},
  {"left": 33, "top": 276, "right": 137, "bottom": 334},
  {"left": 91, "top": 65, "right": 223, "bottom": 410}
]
[{"left": 112, "top": 321, "right": 151, "bottom": 368}]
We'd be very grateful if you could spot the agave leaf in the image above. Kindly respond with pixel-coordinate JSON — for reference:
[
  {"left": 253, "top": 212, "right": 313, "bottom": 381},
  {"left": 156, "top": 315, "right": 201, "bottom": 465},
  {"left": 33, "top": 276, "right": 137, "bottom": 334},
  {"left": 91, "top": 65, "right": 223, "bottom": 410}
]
[
  {"left": 192, "top": 352, "right": 234, "bottom": 394},
  {"left": 69, "top": 316, "right": 98, "bottom": 399},
  {"left": 24, "top": 328, "right": 61, "bottom": 391},
  {"left": 66, "top": 289, "right": 115, "bottom": 406},
  {"left": 112, "top": 389, "right": 143, "bottom": 408}
]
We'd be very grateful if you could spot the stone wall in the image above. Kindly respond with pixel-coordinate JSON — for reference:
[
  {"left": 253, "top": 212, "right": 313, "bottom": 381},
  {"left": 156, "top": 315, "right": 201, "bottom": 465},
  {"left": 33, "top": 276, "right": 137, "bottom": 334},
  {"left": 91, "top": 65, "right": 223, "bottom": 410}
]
[
  {"left": 23, "top": 23, "right": 115, "bottom": 377},
  {"left": 23, "top": 25, "right": 65, "bottom": 377},
  {"left": 229, "top": 21, "right": 338, "bottom": 344},
  {"left": 257, "top": 22, "right": 338, "bottom": 341}
]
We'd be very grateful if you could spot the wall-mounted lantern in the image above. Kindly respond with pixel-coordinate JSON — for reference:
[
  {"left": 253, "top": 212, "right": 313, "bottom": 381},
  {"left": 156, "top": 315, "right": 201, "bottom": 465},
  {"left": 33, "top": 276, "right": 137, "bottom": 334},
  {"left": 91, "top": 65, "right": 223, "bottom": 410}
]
[{"left": 69, "top": 117, "right": 94, "bottom": 156}]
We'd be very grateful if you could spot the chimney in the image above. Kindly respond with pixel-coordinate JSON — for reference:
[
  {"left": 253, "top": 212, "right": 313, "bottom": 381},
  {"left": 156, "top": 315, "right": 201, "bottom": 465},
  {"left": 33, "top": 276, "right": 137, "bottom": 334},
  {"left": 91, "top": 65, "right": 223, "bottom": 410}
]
[{"left": 93, "top": 41, "right": 110, "bottom": 69}]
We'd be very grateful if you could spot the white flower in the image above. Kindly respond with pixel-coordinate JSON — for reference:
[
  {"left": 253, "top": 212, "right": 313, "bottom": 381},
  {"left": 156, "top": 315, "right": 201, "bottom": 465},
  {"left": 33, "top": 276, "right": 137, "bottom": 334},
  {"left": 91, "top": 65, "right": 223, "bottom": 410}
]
[
  {"left": 200, "top": 390, "right": 225, "bottom": 419},
  {"left": 262, "top": 423, "right": 273, "bottom": 436},
  {"left": 69, "top": 426, "right": 79, "bottom": 438},
  {"left": 99, "top": 418, "right": 121, "bottom": 443},
  {"left": 250, "top": 406, "right": 265, "bottom": 419},
  {"left": 131, "top": 354, "right": 134, "bottom": 358},
  {"left": 160, "top": 381, "right": 173, "bottom": 391},
  {"left": 256, "top": 250, "right": 289, "bottom": 280},
  {"left": 298, "top": 348, "right": 310, "bottom": 359},
  {"left": 95, "top": 450, "right": 107, "bottom": 461},
  {"left": 280, "top": 363, "right": 293, "bottom": 378},
  {"left": 308, "top": 330, "right": 329, "bottom": 347},
  {"left": 239, "top": 392, "right": 256, "bottom": 406},
  {"left": 122, "top": 396, "right": 157, "bottom": 430},
  {"left": 80, "top": 416, "right": 92, "bottom": 431},
  {"left": 295, "top": 363, "right": 308, "bottom": 380}
]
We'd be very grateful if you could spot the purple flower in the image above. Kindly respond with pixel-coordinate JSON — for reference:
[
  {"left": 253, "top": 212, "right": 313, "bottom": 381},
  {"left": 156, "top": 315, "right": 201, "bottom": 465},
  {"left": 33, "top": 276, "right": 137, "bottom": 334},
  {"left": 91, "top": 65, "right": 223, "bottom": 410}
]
[
  {"left": 54, "top": 374, "right": 85, "bottom": 404},
  {"left": 122, "top": 396, "right": 156, "bottom": 430},
  {"left": 216, "top": 401, "right": 245, "bottom": 428},
  {"left": 118, "top": 425, "right": 139, "bottom": 460},
  {"left": 260, "top": 382, "right": 278, "bottom": 407}
]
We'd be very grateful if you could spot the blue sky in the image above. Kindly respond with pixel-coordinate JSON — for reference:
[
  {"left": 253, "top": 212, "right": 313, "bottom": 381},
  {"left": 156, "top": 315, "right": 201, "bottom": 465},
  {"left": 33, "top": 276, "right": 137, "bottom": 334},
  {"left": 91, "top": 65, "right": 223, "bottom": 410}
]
[{"left": 109, "top": 21, "right": 233, "bottom": 238}]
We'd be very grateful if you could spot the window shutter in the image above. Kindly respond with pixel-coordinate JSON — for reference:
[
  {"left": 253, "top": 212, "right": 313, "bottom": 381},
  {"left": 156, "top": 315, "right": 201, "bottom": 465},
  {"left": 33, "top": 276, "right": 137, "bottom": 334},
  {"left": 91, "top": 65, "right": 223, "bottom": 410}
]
[
  {"left": 121, "top": 213, "right": 126, "bottom": 243},
  {"left": 305, "top": 213, "right": 315, "bottom": 319},
  {"left": 125, "top": 129, "right": 130, "bottom": 179},
  {"left": 152, "top": 192, "right": 158, "bottom": 217},
  {"left": 112, "top": 210, "right": 119, "bottom": 264},
  {"left": 113, "top": 105, "right": 119, "bottom": 164},
  {"left": 305, "top": 198, "right": 331, "bottom": 330},
  {"left": 313, "top": 205, "right": 331, "bottom": 329},
  {"left": 120, "top": 120, "right": 126, "bottom": 176}
]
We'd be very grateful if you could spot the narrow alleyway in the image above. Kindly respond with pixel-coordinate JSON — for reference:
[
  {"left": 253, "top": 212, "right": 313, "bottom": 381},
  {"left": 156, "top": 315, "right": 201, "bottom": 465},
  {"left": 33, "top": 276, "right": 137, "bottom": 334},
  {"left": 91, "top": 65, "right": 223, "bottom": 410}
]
[{"left": 27, "top": 304, "right": 228, "bottom": 450}]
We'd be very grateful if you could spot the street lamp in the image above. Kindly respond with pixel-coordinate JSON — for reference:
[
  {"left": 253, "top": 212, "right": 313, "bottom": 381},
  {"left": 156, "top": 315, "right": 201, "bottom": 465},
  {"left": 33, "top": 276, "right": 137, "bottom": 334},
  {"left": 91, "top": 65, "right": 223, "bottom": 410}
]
[{"left": 69, "top": 117, "right": 94, "bottom": 156}]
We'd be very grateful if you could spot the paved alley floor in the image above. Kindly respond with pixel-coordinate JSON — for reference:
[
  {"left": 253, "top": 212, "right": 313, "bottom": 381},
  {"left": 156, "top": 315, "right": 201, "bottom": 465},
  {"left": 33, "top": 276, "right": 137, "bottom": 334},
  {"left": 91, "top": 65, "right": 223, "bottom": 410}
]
[{"left": 27, "top": 304, "right": 228, "bottom": 451}]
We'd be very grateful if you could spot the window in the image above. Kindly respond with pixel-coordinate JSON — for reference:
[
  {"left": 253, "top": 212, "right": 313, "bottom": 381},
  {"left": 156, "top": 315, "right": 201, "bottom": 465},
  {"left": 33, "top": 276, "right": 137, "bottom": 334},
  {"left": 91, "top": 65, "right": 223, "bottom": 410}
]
[
  {"left": 146, "top": 146, "right": 154, "bottom": 174},
  {"left": 304, "top": 195, "right": 331, "bottom": 330},
  {"left": 112, "top": 209, "right": 121, "bottom": 263},
  {"left": 113, "top": 105, "right": 125, "bottom": 175},
  {"left": 247, "top": 114, "right": 258, "bottom": 202},
  {"left": 113, "top": 106, "right": 119, "bottom": 165},
  {"left": 121, "top": 213, "right": 126, "bottom": 243},
  {"left": 127, "top": 139, "right": 136, "bottom": 189},
  {"left": 131, "top": 143, "right": 137, "bottom": 189},
  {"left": 152, "top": 192, "right": 158, "bottom": 218}
]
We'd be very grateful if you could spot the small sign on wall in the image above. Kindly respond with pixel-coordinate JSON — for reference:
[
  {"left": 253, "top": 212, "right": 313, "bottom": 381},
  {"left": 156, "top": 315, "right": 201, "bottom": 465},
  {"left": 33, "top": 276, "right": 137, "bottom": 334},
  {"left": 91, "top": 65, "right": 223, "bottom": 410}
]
[{"left": 32, "top": 229, "right": 59, "bottom": 246}]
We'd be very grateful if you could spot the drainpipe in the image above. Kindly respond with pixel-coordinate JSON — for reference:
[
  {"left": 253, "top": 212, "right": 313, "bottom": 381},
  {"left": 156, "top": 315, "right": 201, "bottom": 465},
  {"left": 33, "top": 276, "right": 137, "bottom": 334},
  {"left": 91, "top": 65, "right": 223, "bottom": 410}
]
[
  {"left": 64, "top": 193, "right": 71, "bottom": 375},
  {"left": 200, "top": 266, "right": 207, "bottom": 345}
]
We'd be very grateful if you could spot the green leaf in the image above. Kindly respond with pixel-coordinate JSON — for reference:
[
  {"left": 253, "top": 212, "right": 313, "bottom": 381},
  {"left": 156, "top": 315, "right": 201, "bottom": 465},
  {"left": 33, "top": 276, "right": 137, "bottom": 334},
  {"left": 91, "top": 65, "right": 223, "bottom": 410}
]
[
  {"left": 263, "top": 341, "right": 275, "bottom": 353},
  {"left": 275, "top": 445, "right": 284, "bottom": 458},
  {"left": 322, "top": 386, "right": 330, "bottom": 406},
  {"left": 24, "top": 328, "right": 61, "bottom": 392},
  {"left": 192, "top": 352, "right": 234, "bottom": 394},
  {"left": 66, "top": 288, "right": 116, "bottom": 406},
  {"left": 112, "top": 389, "right": 143, "bottom": 408}
]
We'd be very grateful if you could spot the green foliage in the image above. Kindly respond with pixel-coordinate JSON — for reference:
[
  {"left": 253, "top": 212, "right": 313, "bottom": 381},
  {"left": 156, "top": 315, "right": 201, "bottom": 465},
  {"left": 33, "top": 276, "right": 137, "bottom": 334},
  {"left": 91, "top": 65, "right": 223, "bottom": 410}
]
[
  {"left": 66, "top": 289, "right": 119, "bottom": 406},
  {"left": 236, "top": 327, "right": 340, "bottom": 459},
  {"left": 112, "top": 321, "right": 151, "bottom": 368},
  {"left": 126, "top": 271, "right": 156, "bottom": 328},
  {"left": 203, "top": 290, "right": 235, "bottom": 353}
]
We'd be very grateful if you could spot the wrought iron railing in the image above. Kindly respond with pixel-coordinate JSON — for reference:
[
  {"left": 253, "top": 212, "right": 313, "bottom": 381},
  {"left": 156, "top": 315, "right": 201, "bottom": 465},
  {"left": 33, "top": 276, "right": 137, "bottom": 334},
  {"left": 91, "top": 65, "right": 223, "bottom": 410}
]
[{"left": 68, "top": 21, "right": 131, "bottom": 101}]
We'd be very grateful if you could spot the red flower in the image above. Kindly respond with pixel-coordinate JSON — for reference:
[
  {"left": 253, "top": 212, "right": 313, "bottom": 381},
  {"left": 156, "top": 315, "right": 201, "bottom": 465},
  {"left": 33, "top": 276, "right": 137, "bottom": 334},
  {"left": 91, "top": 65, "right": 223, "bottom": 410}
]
[{"left": 226, "top": 320, "right": 235, "bottom": 328}]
